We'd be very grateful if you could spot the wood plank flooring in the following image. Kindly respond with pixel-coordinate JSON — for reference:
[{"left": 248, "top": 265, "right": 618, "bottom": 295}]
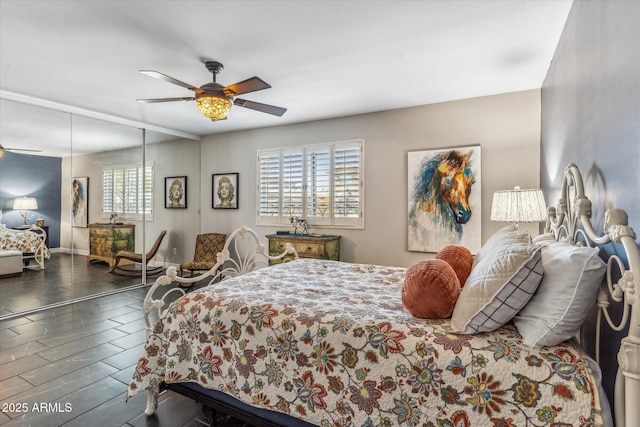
[
  {"left": 0, "top": 255, "right": 252, "bottom": 426},
  {"left": 0, "top": 253, "right": 143, "bottom": 317}
]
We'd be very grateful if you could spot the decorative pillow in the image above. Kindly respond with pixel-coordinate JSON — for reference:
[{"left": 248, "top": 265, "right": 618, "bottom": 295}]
[
  {"left": 513, "top": 240, "right": 606, "bottom": 347},
  {"left": 532, "top": 233, "right": 555, "bottom": 244},
  {"left": 402, "top": 259, "right": 460, "bottom": 319},
  {"left": 436, "top": 245, "right": 474, "bottom": 286},
  {"left": 450, "top": 226, "right": 543, "bottom": 334}
]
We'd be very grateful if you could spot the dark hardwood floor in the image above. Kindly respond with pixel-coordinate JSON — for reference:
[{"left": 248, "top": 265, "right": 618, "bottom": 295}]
[
  {"left": 0, "top": 256, "right": 251, "bottom": 426},
  {"left": 0, "top": 253, "right": 144, "bottom": 317}
]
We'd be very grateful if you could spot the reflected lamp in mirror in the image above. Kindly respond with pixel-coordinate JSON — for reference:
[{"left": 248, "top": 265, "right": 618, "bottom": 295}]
[
  {"left": 13, "top": 197, "right": 38, "bottom": 225},
  {"left": 490, "top": 187, "right": 546, "bottom": 230}
]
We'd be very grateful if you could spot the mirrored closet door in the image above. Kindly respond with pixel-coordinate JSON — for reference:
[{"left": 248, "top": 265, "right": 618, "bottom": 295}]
[{"left": 0, "top": 98, "right": 201, "bottom": 319}]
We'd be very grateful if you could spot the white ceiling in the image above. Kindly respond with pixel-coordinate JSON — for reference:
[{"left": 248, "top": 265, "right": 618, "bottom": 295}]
[{"left": 0, "top": 0, "right": 572, "bottom": 156}]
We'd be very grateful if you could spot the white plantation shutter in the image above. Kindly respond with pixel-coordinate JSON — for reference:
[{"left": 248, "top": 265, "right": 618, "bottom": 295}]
[
  {"left": 102, "top": 169, "right": 115, "bottom": 213},
  {"left": 102, "top": 162, "right": 153, "bottom": 219},
  {"left": 124, "top": 167, "right": 138, "bottom": 214},
  {"left": 258, "top": 154, "right": 281, "bottom": 222},
  {"left": 283, "top": 151, "right": 304, "bottom": 217},
  {"left": 257, "top": 140, "right": 364, "bottom": 228},
  {"left": 306, "top": 145, "right": 331, "bottom": 225},
  {"left": 333, "top": 141, "right": 362, "bottom": 226},
  {"left": 143, "top": 166, "right": 153, "bottom": 214}
]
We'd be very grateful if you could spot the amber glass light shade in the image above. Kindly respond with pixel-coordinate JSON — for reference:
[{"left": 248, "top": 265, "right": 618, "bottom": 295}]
[{"left": 196, "top": 95, "right": 232, "bottom": 121}]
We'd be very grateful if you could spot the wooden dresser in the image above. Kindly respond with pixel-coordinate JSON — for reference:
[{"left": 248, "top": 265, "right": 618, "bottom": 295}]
[
  {"left": 266, "top": 234, "right": 340, "bottom": 264},
  {"left": 87, "top": 223, "right": 135, "bottom": 266}
]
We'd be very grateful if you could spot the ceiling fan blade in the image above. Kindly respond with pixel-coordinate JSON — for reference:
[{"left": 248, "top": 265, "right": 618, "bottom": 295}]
[
  {"left": 234, "top": 99, "right": 287, "bottom": 116},
  {"left": 224, "top": 77, "right": 271, "bottom": 96},
  {"left": 139, "top": 70, "right": 204, "bottom": 94},
  {"left": 137, "top": 97, "right": 195, "bottom": 103}
]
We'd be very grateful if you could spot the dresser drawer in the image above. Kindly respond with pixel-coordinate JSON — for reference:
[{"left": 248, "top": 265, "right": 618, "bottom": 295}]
[
  {"left": 295, "top": 242, "right": 324, "bottom": 257},
  {"left": 267, "top": 234, "right": 340, "bottom": 264},
  {"left": 87, "top": 223, "right": 135, "bottom": 265}
]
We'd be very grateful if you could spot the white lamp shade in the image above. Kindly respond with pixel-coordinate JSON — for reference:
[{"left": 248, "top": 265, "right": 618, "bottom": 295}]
[
  {"left": 491, "top": 188, "right": 546, "bottom": 223},
  {"left": 13, "top": 197, "right": 38, "bottom": 210}
]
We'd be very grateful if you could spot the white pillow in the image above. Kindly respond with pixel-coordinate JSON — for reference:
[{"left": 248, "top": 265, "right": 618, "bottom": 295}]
[
  {"left": 513, "top": 240, "right": 606, "bottom": 347},
  {"left": 450, "top": 226, "right": 543, "bottom": 334}
]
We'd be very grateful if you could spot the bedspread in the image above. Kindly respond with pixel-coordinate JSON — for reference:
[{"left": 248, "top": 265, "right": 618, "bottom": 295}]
[
  {"left": 128, "top": 259, "right": 598, "bottom": 426},
  {"left": 0, "top": 228, "right": 49, "bottom": 257}
]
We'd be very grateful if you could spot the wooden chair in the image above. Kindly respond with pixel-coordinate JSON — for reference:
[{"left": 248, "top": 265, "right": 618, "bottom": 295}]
[
  {"left": 179, "top": 233, "right": 226, "bottom": 277},
  {"left": 108, "top": 230, "right": 167, "bottom": 277}
]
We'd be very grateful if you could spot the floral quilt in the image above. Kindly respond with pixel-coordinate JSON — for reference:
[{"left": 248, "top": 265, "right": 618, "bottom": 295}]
[
  {"left": 0, "top": 228, "right": 50, "bottom": 257},
  {"left": 128, "top": 259, "right": 598, "bottom": 426}
]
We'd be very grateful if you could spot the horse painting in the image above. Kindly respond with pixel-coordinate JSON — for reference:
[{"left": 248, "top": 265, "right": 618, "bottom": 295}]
[{"left": 408, "top": 147, "right": 481, "bottom": 252}]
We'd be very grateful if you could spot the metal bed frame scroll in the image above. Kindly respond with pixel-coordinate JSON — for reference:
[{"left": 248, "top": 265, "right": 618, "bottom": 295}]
[{"left": 544, "top": 163, "right": 639, "bottom": 427}]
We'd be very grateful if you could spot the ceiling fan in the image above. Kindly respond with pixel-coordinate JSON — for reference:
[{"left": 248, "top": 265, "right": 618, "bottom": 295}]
[
  {"left": 137, "top": 61, "right": 287, "bottom": 122},
  {"left": 0, "top": 144, "right": 42, "bottom": 158}
]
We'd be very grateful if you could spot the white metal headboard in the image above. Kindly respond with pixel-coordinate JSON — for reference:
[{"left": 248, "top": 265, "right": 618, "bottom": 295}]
[{"left": 544, "top": 163, "right": 638, "bottom": 427}]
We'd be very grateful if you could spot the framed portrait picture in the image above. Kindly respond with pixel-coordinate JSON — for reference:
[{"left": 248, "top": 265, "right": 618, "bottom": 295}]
[
  {"left": 407, "top": 145, "right": 482, "bottom": 253},
  {"left": 212, "top": 173, "right": 238, "bottom": 209},
  {"left": 165, "top": 176, "right": 187, "bottom": 209},
  {"left": 72, "top": 177, "right": 89, "bottom": 228}
]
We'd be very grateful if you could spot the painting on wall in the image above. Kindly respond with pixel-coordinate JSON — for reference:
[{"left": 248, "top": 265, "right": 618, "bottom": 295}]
[
  {"left": 212, "top": 173, "right": 238, "bottom": 209},
  {"left": 72, "top": 177, "right": 88, "bottom": 228},
  {"left": 408, "top": 146, "right": 482, "bottom": 253},
  {"left": 165, "top": 176, "right": 187, "bottom": 209}
]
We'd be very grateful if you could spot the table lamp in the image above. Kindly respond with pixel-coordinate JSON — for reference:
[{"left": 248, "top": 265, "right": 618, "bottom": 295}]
[
  {"left": 13, "top": 197, "right": 38, "bottom": 225},
  {"left": 490, "top": 187, "right": 546, "bottom": 230}
]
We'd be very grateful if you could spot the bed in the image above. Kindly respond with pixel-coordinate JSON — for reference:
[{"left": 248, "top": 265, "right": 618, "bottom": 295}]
[
  {"left": 127, "top": 163, "right": 639, "bottom": 426},
  {"left": 0, "top": 225, "right": 49, "bottom": 270}
]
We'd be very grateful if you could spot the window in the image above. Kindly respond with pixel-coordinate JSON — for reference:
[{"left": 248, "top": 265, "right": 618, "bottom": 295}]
[
  {"left": 102, "top": 162, "right": 154, "bottom": 220},
  {"left": 257, "top": 139, "right": 364, "bottom": 228}
]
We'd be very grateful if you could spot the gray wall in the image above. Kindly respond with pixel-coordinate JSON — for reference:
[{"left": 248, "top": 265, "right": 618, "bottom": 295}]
[
  {"left": 201, "top": 89, "right": 542, "bottom": 268},
  {"left": 540, "top": 0, "right": 640, "bottom": 415},
  {"left": 0, "top": 151, "right": 62, "bottom": 247}
]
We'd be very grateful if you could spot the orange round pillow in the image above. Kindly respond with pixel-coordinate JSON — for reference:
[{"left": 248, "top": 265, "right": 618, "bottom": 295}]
[
  {"left": 436, "top": 245, "right": 474, "bottom": 287},
  {"left": 402, "top": 259, "right": 461, "bottom": 319}
]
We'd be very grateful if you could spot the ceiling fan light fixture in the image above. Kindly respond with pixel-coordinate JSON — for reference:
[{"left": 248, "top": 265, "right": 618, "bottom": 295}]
[
  {"left": 139, "top": 62, "right": 285, "bottom": 120},
  {"left": 196, "top": 94, "right": 232, "bottom": 121}
]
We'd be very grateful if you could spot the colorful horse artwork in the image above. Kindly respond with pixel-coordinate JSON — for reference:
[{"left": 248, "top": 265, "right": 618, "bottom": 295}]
[{"left": 408, "top": 147, "right": 481, "bottom": 253}]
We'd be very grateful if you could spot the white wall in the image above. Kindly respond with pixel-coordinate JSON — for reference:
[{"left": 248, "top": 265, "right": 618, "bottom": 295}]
[
  {"left": 61, "top": 138, "right": 201, "bottom": 266},
  {"left": 200, "top": 89, "right": 542, "bottom": 267}
]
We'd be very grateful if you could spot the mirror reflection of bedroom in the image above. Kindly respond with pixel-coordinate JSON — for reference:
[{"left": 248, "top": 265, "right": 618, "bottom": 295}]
[{"left": 0, "top": 99, "right": 201, "bottom": 318}]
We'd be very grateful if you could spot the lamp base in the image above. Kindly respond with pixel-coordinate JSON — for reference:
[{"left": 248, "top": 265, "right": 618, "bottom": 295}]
[{"left": 20, "top": 211, "right": 31, "bottom": 225}]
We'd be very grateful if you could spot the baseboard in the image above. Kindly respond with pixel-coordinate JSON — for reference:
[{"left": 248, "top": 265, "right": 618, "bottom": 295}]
[{"left": 52, "top": 247, "right": 90, "bottom": 256}]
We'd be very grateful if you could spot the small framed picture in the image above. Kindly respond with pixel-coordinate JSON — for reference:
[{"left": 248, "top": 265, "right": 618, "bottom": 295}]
[
  {"left": 165, "top": 176, "right": 187, "bottom": 209},
  {"left": 212, "top": 173, "right": 238, "bottom": 209}
]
